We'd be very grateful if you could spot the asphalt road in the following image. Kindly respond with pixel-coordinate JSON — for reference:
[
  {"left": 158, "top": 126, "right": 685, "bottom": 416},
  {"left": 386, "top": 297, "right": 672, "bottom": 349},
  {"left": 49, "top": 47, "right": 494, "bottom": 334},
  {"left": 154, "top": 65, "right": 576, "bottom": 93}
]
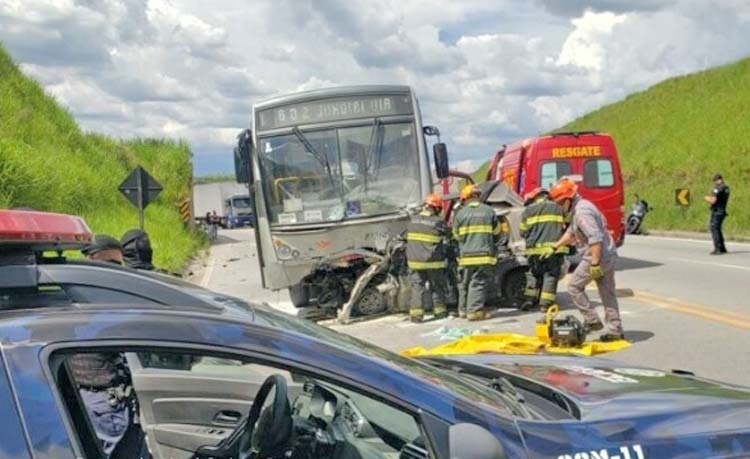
[{"left": 199, "top": 228, "right": 750, "bottom": 386}]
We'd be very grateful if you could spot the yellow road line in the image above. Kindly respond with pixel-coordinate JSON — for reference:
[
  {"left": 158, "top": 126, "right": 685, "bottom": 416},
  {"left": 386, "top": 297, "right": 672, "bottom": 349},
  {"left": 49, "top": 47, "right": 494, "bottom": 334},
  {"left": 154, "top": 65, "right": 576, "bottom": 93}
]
[
  {"left": 560, "top": 274, "right": 750, "bottom": 329},
  {"left": 631, "top": 290, "right": 750, "bottom": 329}
]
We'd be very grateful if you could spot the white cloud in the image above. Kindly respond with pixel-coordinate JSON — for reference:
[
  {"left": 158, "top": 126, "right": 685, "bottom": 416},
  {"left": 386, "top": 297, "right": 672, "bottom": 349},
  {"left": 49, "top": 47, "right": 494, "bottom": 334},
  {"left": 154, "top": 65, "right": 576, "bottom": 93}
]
[
  {"left": 556, "top": 11, "right": 628, "bottom": 70},
  {"left": 0, "top": 0, "right": 748, "bottom": 173},
  {"left": 454, "top": 160, "right": 476, "bottom": 173}
]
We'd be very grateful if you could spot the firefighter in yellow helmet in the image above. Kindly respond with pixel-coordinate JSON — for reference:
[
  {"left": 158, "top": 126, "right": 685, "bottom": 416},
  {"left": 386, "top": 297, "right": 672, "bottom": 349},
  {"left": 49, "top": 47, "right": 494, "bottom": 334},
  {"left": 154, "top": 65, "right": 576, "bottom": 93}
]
[
  {"left": 405, "top": 193, "right": 450, "bottom": 322},
  {"left": 520, "top": 187, "right": 567, "bottom": 312},
  {"left": 453, "top": 184, "right": 502, "bottom": 321}
]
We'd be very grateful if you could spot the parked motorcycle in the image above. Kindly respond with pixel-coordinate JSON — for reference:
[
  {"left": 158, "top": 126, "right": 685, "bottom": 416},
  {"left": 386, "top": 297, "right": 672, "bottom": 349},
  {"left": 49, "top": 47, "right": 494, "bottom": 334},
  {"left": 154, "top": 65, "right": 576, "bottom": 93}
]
[{"left": 626, "top": 194, "right": 653, "bottom": 235}]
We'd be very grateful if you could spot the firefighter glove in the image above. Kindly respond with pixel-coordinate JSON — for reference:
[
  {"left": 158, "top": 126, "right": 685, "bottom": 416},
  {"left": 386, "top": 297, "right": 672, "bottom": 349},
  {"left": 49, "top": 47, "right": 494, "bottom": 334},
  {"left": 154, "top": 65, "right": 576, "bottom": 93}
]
[
  {"left": 539, "top": 246, "right": 556, "bottom": 259},
  {"left": 590, "top": 264, "right": 603, "bottom": 281}
]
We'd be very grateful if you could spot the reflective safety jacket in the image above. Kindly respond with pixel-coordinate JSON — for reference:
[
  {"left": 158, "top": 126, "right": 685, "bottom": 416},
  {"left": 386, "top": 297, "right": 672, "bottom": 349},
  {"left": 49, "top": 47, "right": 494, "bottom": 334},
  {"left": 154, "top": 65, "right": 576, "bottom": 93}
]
[
  {"left": 406, "top": 209, "right": 450, "bottom": 270},
  {"left": 453, "top": 200, "right": 501, "bottom": 266},
  {"left": 521, "top": 197, "right": 568, "bottom": 255}
]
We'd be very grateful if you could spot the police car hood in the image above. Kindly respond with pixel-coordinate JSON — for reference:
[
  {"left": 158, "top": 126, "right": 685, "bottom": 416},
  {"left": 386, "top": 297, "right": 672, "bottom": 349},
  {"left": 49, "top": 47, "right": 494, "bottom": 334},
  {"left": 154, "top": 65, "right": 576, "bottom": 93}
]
[{"left": 439, "top": 354, "right": 750, "bottom": 458}]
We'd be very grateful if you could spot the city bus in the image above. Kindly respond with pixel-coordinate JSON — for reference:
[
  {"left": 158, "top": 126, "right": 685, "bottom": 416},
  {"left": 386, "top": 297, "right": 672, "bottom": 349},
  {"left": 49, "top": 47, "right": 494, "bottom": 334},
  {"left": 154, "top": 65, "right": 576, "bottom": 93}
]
[{"left": 235, "top": 85, "right": 441, "bottom": 317}]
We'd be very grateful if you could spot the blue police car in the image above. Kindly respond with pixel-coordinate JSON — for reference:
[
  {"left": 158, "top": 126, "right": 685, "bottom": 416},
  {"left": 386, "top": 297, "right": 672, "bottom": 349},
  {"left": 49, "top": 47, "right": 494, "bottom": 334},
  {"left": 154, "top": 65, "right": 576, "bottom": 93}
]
[{"left": 1, "top": 210, "right": 750, "bottom": 459}]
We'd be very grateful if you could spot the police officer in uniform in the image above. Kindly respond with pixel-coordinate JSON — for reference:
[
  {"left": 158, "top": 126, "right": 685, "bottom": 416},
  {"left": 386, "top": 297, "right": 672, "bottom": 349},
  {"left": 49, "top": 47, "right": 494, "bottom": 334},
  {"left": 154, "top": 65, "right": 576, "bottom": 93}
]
[
  {"left": 705, "top": 173, "right": 730, "bottom": 255},
  {"left": 406, "top": 193, "right": 450, "bottom": 322},
  {"left": 548, "top": 178, "right": 624, "bottom": 341},
  {"left": 82, "top": 235, "right": 124, "bottom": 265},
  {"left": 121, "top": 229, "right": 155, "bottom": 270},
  {"left": 69, "top": 353, "right": 149, "bottom": 458},
  {"left": 520, "top": 187, "right": 567, "bottom": 312},
  {"left": 453, "top": 185, "right": 502, "bottom": 321}
]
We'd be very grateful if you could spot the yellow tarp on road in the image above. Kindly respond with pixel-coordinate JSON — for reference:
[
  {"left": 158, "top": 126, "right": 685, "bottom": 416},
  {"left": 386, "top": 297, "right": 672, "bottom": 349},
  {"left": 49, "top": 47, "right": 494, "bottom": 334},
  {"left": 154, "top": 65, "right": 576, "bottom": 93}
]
[{"left": 401, "top": 333, "right": 631, "bottom": 358}]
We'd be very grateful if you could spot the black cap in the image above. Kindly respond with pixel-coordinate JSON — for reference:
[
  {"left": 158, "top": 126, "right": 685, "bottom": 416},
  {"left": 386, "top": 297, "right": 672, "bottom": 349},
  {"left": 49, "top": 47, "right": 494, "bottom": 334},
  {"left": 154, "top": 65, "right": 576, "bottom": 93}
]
[
  {"left": 121, "top": 229, "right": 147, "bottom": 247},
  {"left": 713, "top": 173, "right": 723, "bottom": 181},
  {"left": 82, "top": 234, "right": 122, "bottom": 255}
]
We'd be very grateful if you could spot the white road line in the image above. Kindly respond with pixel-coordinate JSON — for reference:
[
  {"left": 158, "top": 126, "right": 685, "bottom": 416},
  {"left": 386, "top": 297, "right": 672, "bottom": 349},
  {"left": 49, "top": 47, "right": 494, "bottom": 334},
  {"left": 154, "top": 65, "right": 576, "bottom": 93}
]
[
  {"left": 200, "top": 252, "right": 216, "bottom": 287},
  {"left": 632, "top": 235, "right": 750, "bottom": 247},
  {"left": 669, "top": 257, "right": 750, "bottom": 272}
]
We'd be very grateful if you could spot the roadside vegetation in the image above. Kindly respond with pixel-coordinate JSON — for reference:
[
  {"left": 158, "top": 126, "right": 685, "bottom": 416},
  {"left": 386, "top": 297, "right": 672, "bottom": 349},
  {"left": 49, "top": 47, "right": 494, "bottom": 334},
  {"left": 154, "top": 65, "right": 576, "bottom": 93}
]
[
  {"left": 194, "top": 173, "right": 237, "bottom": 184},
  {"left": 0, "top": 44, "right": 204, "bottom": 270},
  {"left": 473, "top": 58, "right": 750, "bottom": 237}
]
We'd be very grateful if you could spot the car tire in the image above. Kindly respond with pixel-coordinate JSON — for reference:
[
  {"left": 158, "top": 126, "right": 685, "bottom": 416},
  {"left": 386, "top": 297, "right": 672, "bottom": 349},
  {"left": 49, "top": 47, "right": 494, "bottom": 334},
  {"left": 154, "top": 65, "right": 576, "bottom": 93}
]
[{"left": 289, "top": 284, "right": 309, "bottom": 308}]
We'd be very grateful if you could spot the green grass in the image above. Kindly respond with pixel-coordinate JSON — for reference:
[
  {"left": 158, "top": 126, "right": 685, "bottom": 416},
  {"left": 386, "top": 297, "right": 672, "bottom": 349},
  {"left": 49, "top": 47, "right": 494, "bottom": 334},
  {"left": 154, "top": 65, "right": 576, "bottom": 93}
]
[
  {"left": 0, "top": 44, "right": 205, "bottom": 271},
  {"left": 194, "top": 173, "right": 236, "bottom": 184},
  {"left": 473, "top": 58, "right": 750, "bottom": 236}
]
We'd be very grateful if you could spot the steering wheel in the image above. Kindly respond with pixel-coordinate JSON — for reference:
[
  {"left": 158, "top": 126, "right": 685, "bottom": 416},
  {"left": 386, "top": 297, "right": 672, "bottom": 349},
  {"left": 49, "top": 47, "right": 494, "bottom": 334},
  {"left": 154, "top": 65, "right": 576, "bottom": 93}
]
[{"left": 238, "top": 374, "right": 293, "bottom": 459}]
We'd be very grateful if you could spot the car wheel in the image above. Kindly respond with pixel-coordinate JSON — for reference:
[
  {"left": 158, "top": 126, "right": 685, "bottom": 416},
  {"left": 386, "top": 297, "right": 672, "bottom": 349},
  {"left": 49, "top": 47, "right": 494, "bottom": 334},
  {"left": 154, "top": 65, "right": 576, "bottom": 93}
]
[
  {"left": 288, "top": 284, "right": 309, "bottom": 308},
  {"left": 352, "top": 286, "right": 387, "bottom": 317}
]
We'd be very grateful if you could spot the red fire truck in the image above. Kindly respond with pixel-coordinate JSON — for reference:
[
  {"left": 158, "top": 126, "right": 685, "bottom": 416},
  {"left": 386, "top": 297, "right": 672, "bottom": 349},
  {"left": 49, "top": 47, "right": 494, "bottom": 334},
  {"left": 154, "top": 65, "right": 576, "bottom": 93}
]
[{"left": 486, "top": 131, "right": 625, "bottom": 246}]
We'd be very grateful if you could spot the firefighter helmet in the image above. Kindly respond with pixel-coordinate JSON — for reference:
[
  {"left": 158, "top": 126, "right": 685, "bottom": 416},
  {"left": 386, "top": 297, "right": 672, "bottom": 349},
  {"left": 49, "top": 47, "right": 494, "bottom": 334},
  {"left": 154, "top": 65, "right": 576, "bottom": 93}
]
[
  {"left": 459, "top": 184, "right": 480, "bottom": 202},
  {"left": 524, "top": 187, "right": 548, "bottom": 203},
  {"left": 423, "top": 193, "right": 442, "bottom": 209},
  {"left": 549, "top": 178, "right": 578, "bottom": 202}
]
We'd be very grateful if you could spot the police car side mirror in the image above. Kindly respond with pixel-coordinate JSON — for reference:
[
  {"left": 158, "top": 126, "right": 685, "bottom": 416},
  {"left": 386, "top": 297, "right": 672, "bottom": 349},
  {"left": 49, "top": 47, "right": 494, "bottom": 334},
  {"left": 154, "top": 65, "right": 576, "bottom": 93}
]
[
  {"left": 449, "top": 423, "right": 505, "bottom": 459},
  {"left": 433, "top": 143, "right": 450, "bottom": 180}
]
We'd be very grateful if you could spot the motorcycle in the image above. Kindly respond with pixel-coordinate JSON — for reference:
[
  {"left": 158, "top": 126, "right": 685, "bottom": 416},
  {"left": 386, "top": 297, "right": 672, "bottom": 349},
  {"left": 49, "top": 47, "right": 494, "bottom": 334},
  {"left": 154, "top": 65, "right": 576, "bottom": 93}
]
[{"left": 626, "top": 194, "right": 653, "bottom": 235}]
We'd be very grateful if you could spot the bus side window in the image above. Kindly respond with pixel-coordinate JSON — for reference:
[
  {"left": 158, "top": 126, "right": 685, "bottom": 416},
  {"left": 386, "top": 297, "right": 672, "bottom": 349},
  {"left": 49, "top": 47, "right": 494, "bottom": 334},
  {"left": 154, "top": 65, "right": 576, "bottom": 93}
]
[
  {"left": 540, "top": 161, "right": 572, "bottom": 188},
  {"left": 584, "top": 159, "right": 615, "bottom": 188}
]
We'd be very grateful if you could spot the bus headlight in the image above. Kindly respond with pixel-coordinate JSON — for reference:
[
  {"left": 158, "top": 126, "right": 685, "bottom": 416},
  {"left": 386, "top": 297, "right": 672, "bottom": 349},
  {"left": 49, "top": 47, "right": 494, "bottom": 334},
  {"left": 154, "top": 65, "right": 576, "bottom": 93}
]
[{"left": 272, "top": 237, "right": 299, "bottom": 260}]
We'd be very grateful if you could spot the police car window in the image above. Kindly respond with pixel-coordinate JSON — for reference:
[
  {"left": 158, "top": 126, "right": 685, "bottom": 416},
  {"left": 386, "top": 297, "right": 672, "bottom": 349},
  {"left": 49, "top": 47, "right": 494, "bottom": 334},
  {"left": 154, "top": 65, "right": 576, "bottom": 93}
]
[
  {"left": 54, "top": 348, "right": 428, "bottom": 459},
  {"left": 0, "top": 285, "right": 72, "bottom": 309},
  {"left": 584, "top": 159, "right": 615, "bottom": 188},
  {"left": 540, "top": 161, "right": 572, "bottom": 188}
]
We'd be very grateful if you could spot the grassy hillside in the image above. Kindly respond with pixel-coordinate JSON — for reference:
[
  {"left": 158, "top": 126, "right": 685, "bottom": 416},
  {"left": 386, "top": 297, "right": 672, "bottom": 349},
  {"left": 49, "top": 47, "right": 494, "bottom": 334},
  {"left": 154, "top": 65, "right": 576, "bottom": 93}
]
[
  {"left": 0, "top": 44, "right": 204, "bottom": 270},
  {"left": 560, "top": 58, "right": 750, "bottom": 236},
  {"left": 474, "top": 58, "right": 750, "bottom": 236}
]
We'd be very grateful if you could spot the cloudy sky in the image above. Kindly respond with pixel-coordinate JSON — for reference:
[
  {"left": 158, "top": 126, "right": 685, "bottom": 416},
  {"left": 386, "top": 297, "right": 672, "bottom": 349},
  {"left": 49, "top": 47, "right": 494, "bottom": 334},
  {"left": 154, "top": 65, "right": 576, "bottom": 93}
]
[{"left": 1, "top": 0, "right": 748, "bottom": 174}]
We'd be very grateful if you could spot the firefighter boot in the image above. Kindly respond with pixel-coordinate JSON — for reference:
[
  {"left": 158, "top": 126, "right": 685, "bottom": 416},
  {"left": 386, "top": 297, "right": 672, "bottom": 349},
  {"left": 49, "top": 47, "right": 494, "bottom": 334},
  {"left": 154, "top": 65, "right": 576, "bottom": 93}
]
[
  {"left": 433, "top": 304, "right": 448, "bottom": 320},
  {"left": 467, "top": 309, "right": 491, "bottom": 322},
  {"left": 409, "top": 308, "right": 424, "bottom": 323}
]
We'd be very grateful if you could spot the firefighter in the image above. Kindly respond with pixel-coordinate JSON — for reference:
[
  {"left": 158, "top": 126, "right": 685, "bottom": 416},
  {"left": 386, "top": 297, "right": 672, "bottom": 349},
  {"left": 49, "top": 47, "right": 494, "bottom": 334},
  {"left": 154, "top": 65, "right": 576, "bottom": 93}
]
[
  {"left": 406, "top": 193, "right": 450, "bottom": 322},
  {"left": 453, "top": 185, "right": 502, "bottom": 321},
  {"left": 548, "top": 178, "right": 624, "bottom": 341},
  {"left": 520, "top": 187, "right": 567, "bottom": 312}
]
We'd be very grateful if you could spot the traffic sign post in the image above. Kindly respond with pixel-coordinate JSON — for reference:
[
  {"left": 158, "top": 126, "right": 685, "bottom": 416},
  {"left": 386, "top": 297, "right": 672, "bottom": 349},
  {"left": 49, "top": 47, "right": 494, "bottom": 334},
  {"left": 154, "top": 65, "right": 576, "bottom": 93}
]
[
  {"left": 118, "top": 166, "right": 163, "bottom": 230},
  {"left": 675, "top": 188, "right": 690, "bottom": 207}
]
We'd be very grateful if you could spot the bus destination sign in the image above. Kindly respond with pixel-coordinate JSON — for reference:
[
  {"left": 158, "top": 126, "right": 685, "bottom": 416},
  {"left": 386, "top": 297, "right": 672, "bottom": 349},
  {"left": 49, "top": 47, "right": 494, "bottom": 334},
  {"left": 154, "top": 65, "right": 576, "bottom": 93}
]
[{"left": 257, "top": 94, "right": 413, "bottom": 130}]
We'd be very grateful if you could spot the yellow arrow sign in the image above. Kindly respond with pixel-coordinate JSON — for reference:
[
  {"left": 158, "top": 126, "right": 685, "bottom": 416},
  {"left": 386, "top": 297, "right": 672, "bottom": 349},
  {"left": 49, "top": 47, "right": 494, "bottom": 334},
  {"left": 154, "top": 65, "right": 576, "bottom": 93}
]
[{"left": 675, "top": 188, "right": 690, "bottom": 207}]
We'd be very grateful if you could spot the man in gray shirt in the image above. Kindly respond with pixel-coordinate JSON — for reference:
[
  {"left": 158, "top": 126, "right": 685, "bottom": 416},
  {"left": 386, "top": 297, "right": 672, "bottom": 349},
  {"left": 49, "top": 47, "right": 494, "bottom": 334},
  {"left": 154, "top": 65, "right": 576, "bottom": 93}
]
[{"left": 546, "top": 178, "right": 624, "bottom": 341}]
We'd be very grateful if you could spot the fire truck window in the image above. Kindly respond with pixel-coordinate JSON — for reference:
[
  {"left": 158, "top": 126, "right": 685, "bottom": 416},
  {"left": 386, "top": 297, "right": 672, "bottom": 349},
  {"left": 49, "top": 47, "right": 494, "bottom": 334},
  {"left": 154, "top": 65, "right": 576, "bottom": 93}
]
[
  {"left": 540, "top": 161, "right": 572, "bottom": 188},
  {"left": 584, "top": 159, "right": 615, "bottom": 188}
]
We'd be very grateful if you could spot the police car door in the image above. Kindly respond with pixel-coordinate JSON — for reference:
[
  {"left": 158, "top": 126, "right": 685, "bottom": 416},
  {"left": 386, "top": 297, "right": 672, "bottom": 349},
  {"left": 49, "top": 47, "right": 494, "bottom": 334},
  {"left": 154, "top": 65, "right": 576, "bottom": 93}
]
[{"left": 125, "top": 351, "right": 301, "bottom": 459}]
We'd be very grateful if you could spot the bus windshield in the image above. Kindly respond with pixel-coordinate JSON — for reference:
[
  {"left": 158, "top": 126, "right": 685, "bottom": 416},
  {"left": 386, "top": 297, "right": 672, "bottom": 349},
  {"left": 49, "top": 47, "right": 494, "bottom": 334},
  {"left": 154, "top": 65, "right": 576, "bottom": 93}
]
[{"left": 259, "top": 122, "right": 420, "bottom": 226}]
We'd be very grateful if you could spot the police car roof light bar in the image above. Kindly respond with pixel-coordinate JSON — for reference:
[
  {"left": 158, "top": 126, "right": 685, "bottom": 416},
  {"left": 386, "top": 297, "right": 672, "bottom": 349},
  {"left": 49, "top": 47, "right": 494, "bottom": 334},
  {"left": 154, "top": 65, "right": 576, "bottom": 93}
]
[{"left": 0, "top": 210, "right": 93, "bottom": 249}]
